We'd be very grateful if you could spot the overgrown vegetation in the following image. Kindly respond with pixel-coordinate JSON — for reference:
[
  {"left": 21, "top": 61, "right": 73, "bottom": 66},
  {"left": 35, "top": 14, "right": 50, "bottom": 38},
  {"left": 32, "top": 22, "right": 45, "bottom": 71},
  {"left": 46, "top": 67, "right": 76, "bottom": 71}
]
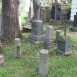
[
  {"left": 20, "top": 13, "right": 28, "bottom": 25},
  {"left": 0, "top": 27, "right": 77, "bottom": 77}
]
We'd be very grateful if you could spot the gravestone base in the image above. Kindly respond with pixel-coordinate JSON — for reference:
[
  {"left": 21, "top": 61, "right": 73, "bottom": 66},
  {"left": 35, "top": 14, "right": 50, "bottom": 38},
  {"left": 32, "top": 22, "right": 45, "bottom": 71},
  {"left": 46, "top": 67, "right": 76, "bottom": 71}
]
[
  {"left": 44, "top": 38, "right": 53, "bottom": 48},
  {"left": 70, "top": 27, "right": 77, "bottom": 32},
  {"left": 57, "top": 35, "right": 72, "bottom": 55},
  {"left": 29, "top": 20, "right": 44, "bottom": 44},
  {"left": 49, "top": 19, "right": 61, "bottom": 25},
  {"left": 29, "top": 34, "right": 44, "bottom": 44}
]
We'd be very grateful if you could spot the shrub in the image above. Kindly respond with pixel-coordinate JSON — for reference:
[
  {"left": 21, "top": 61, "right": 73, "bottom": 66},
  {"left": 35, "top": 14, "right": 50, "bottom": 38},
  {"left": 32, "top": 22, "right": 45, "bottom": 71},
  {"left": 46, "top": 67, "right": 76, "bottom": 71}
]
[{"left": 20, "top": 13, "right": 28, "bottom": 25}]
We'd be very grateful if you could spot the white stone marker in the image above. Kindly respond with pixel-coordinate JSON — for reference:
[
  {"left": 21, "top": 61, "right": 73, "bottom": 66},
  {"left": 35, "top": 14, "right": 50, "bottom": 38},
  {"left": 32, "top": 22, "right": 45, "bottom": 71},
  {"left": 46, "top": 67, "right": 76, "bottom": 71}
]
[
  {"left": 0, "top": 55, "right": 4, "bottom": 66},
  {"left": 14, "top": 38, "right": 21, "bottom": 58},
  {"left": 39, "top": 49, "right": 48, "bottom": 77},
  {"left": 44, "top": 26, "right": 54, "bottom": 47}
]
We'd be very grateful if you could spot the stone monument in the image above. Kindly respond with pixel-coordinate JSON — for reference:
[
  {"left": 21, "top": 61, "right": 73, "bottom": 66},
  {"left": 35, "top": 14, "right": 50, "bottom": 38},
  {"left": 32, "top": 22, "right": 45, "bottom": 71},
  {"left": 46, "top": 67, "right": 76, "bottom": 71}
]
[
  {"left": 70, "top": 13, "right": 77, "bottom": 32},
  {"left": 0, "top": 55, "right": 4, "bottom": 66},
  {"left": 14, "top": 38, "right": 21, "bottom": 58},
  {"left": 56, "top": 22, "right": 72, "bottom": 55},
  {"left": 44, "top": 26, "right": 54, "bottom": 48},
  {"left": 29, "top": 0, "right": 44, "bottom": 43},
  {"left": 39, "top": 49, "right": 48, "bottom": 77}
]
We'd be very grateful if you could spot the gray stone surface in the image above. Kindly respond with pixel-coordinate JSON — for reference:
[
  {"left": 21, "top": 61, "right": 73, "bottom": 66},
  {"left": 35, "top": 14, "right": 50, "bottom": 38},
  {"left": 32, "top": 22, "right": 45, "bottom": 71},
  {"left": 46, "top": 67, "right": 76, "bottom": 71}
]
[
  {"left": 31, "top": 20, "right": 43, "bottom": 35},
  {"left": 0, "top": 55, "right": 4, "bottom": 66},
  {"left": 70, "top": 26, "right": 77, "bottom": 32},
  {"left": 14, "top": 38, "right": 21, "bottom": 58},
  {"left": 56, "top": 30, "right": 61, "bottom": 40},
  {"left": 33, "top": 0, "right": 41, "bottom": 20},
  {"left": 56, "top": 35, "right": 72, "bottom": 55},
  {"left": 39, "top": 49, "right": 48, "bottom": 77},
  {"left": 44, "top": 26, "right": 54, "bottom": 47},
  {"left": 29, "top": 0, "right": 44, "bottom": 43}
]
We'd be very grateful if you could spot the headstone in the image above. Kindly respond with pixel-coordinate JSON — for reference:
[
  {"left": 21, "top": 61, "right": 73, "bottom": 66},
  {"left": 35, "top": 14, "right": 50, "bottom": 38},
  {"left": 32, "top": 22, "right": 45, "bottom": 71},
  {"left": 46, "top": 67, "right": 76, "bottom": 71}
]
[
  {"left": 44, "top": 26, "right": 54, "bottom": 48},
  {"left": 14, "top": 38, "right": 21, "bottom": 58},
  {"left": 0, "top": 40, "right": 2, "bottom": 48},
  {"left": 39, "top": 49, "right": 48, "bottom": 77},
  {"left": 70, "top": 13, "right": 77, "bottom": 32},
  {"left": 0, "top": 55, "right": 4, "bottom": 66},
  {"left": 29, "top": 0, "right": 44, "bottom": 43},
  {"left": 56, "top": 30, "right": 72, "bottom": 55},
  {"left": 51, "top": 4, "right": 61, "bottom": 20},
  {"left": 33, "top": 0, "right": 41, "bottom": 20}
]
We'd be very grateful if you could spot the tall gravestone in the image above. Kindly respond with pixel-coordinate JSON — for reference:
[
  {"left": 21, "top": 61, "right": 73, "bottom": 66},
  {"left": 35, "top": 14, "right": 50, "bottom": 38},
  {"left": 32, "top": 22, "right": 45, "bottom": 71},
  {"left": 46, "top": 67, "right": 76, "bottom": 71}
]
[
  {"left": 44, "top": 26, "right": 54, "bottom": 48},
  {"left": 29, "top": 0, "right": 44, "bottom": 43},
  {"left": 71, "top": 13, "right": 77, "bottom": 32}
]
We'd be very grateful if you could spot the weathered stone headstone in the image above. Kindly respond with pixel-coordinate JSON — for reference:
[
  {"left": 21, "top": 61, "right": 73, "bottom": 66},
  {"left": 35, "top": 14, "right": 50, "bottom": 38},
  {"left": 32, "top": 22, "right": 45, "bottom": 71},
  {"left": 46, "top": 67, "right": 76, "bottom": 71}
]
[
  {"left": 29, "top": 0, "right": 44, "bottom": 43},
  {"left": 56, "top": 30, "right": 72, "bottom": 55},
  {"left": 0, "top": 55, "right": 4, "bottom": 66},
  {"left": 39, "top": 49, "right": 48, "bottom": 77},
  {"left": 14, "top": 38, "right": 21, "bottom": 58},
  {"left": 71, "top": 13, "right": 77, "bottom": 32},
  {"left": 44, "top": 26, "right": 54, "bottom": 48}
]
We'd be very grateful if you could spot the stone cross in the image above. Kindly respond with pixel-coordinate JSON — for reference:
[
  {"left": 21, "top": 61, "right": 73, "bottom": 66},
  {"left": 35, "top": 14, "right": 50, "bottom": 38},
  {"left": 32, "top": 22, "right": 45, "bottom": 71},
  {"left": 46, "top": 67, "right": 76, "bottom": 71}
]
[
  {"left": 39, "top": 49, "right": 48, "bottom": 77},
  {"left": 14, "top": 38, "right": 21, "bottom": 58},
  {"left": 33, "top": 0, "right": 41, "bottom": 20}
]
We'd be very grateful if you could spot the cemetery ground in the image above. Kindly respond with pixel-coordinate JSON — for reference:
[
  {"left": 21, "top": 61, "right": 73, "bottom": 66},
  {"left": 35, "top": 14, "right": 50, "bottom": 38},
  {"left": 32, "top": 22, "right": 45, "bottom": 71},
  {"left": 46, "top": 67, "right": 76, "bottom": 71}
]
[{"left": 0, "top": 24, "right": 77, "bottom": 77}]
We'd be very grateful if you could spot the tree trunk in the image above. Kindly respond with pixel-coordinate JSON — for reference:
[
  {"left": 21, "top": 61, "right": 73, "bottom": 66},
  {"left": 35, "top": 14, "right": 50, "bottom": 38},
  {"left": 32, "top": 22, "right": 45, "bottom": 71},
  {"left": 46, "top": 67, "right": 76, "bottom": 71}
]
[{"left": 2, "top": 0, "right": 20, "bottom": 42}]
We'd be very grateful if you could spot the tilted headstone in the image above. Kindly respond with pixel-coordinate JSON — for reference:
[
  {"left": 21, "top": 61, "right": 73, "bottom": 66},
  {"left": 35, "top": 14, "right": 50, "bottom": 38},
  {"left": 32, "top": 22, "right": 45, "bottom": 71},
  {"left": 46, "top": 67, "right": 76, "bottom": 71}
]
[
  {"left": 39, "top": 49, "right": 48, "bottom": 77},
  {"left": 56, "top": 30, "right": 72, "bottom": 55},
  {"left": 44, "top": 26, "right": 54, "bottom": 48},
  {"left": 14, "top": 38, "right": 21, "bottom": 58},
  {"left": 29, "top": 0, "right": 44, "bottom": 43},
  {"left": 0, "top": 55, "right": 4, "bottom": 66}
]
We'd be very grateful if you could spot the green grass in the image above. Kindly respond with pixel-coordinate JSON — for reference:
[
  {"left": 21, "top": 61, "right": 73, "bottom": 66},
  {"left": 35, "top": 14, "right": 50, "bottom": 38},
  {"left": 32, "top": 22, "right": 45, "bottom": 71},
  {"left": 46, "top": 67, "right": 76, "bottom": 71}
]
[
  {"left": 20, "top": 13, "right": 28, "bottom": 25},
  {"left": 0, "top": 30, "right": 77, "bottom": 77}
]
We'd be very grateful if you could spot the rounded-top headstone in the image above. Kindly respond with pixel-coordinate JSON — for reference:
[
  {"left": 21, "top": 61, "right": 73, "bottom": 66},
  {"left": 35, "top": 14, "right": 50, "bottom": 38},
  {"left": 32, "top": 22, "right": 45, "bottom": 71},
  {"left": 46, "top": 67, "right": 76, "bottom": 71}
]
[
  {"left": 39, "top": 49, "right": 48, "bottom": 77},
  {"left": 14, "top": 38, "right": 21, "bottom": 58},
  {"left": 14, "top": 38, "right": 20, "bottom": 45},
  {"left": 40, "top": 49, "right": 48, "bottom": 54}
]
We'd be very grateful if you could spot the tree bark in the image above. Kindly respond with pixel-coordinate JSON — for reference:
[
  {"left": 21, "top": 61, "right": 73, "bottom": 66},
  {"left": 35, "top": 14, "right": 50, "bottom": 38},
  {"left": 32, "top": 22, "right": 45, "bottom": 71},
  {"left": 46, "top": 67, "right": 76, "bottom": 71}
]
[{"left": 2, "top": 0, "right": 20, "bottom": 42}]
